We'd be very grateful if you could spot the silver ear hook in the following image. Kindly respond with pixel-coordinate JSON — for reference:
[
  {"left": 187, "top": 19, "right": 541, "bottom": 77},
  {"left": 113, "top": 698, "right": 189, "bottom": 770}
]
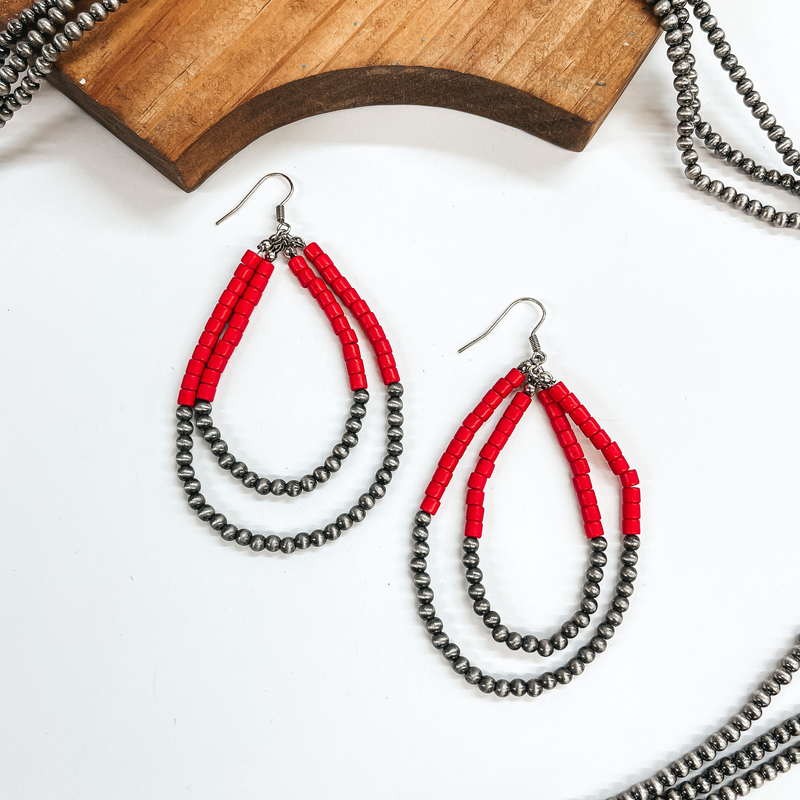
[
  {"left": 458, "top": 298, "right": 547, "bottom": 355},
  {"left": 215, "top": 172, "right": 296, "bottom": 227}
]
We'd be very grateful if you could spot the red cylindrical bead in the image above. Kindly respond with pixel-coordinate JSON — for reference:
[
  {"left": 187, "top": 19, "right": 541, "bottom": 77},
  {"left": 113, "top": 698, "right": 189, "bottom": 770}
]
[
  {"left": 186, "top": 358, "right": 205, "bottom": 376},
  {"left": 303, "top": 242, "right": 323, "bottom": 261},
  {"left": 345, "top": 358, "right": 365, "bottom": 376},
  {"left": 506, "top": 368, "right": 526, "bottom": 388},
  {"left": 198, "top": 331, "right": 217, "bottom": 349},
  {"left": 557, "top": 430, "right": 578, "bottom": 448},
  {"left": 378, "top": 353, "right": 397, "bottom": 370},
  {"left": 196, "top": 383, "right": 216, "bottom": 402},
  {"left": 602, "top": 442, "right": 622, "bottom": 462},
  {"left": 242, "top": 286, "right": 262, "bottom": 305},
  {"left": 207, "top": 354, "right": 228, "bottom": 373},
  {"left": 249, "top": 273, "right": 269, "bottom": 293},
  {"left": 425, "top": 481, "right": 446, "bottom": 501},
  {"left": 622, "top": 503, "right": 641, "bottom": 520},
  {"left": 609, "top": 456, "right": 630, "bottom": 476},
  {"left": 538, "top": 388, "right": 554, "bottom": 405},
  {"left": 479, "top": 443, "right": 500, "bottom": 462},
  {"left": 192, "top": 344, "right": 213, "bottom": 363},
  {"left": 215, "top": 340, "right": 235, "bottom": 360},
  {"left": 221, "top": 327, "right": 243, "bottom": 346},
  {"left": 241, "top": 249, "right": 263, "bottom": 268},
  {"left": 234, "top": 264, "right": 255, "bottom": 282},
  {"left": 623, "top": 487, "right": 641, "bottom": 504},
  {"left": 200, "top": 367, "right": 222, "bottom": 388},
  {"left": 323, "top": 303, "right": 344, "bottom": 322},
  {"left": 482, "top": 389, "right": 503, "bottom": 409},
  {"left": 570, "top": 458, "right": 590, "bottom": 477},
  {"left": 584, "top": 520, "right": 605, "bottom": 539},
  {"left": 219, "top": 289, "right": 239, "bottom": 308},
  {"left": 177, "top": 389, "right": 196, "bottom": 406},
  {"left": 466, "top": 489, "right": 485, "bottom": 506},
  {"left": 339, "top": 328, "right": 358, "bottom": 345},
  {"left": 351, "top": 299, "right": 369, "bottom": 317},
  {"left": 180, "top": 373, "right": 200, "bottom": 391},
  {"left": 331, "top": 276, "right": 351, "bottom": 294},
  {"left": 569, "top": 405, "right": 591, "bottom": 425},
  {"left": 562, "top": 443, "right": 584, "bottom": 462},
  {"left": 296, "top": 268, "right": 315, "bottom": 288},
  {"left": 455, "top": 427, "right": 474, "bottom": 445},
  {"left": 466, "top": 505, "right": 484, "bottom": 522},
  {"left": 421, "top": 496, "right": 440, "bottom": 515},
  {"left": 439, "top": 453, "right": 458, "bottom": 472},
  {"left": 573, "top": 474, "right": 593, "bottom": 493},
  {"left": 447, "top": 440, "right": 467, "bottom": 459},
  {"left": 577, "top": 489, "right": 598, "bottom": 508},
  {"left": 622, "top": 519, "right": 641, "bottom": 535},
  {"left": 432, "top": 467, "right": 452, "bottom": 487},
  {"left": 234, "top": 298, "right": 255, "bottom": 318},
  {"left": 487, "top": 430, "right": 508, "bottom": 449},
  {"left": 549, "top": 415, "right": 571, "bottom": 433},
  {"left": 579, "top": 418, "right": 601, "bottom": 437},
  {"left": 475, "top": 459, "right": 495, "bottom": 479},
  {"left": 590, "top": 430, "right": 612, "bottom": 450},
  {"left": 581, "top": 505, "right": 601, "bottom": 523},
  {"left": 545, "top": 402, "right": 565, "bottom": 421},
  {"left": 360, "top": 312, "right": 378, "bottom": 330},
  {"left": 227, "top": 313, "right": 249, "bottom": 333},
  {"left": 341, "top": 343, "right": 361, "bottom": 361},
  {"left": 350, "top": 373, "right": 369, "bottom": 391},
  {"left": 307, "top": 278, "right": 325, "bottom": 297},
  {"left": 211, "top": 303, "right": 232, "bottom": 322},
  {"left": 314, "top": 253, "right": 334, "bottom": 270},
  {"left": 474, "top": 401, "right": 494, "bottom": 421},
  {"left": 341, "top": 288, "right": 360, "bottom": 307},
  {"left": 463, "top": 413, "right": 482, "bottom": 432},
  {"left": 467, "top": 472, "right": 487, "bottom": 491},
  {"left": 496, "top": 418, "right": 515, "bottom": 437},
  {"left": 465, "top": 520, "right": 483, "bottom": 538},
  {"left": 373, "top": 338, "right": 392, "bottom": 356},
  {"left": 560, "top": 393, "right": 580, "bottom": 412},
  {"left": 549, "top": 382, "right": 569, "bottom": 402}
]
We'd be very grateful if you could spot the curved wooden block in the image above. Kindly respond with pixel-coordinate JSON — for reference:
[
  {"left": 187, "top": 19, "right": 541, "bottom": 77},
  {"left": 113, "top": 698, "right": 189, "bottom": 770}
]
[{"left": 1, "top": 0, "right": 660, "bottom": 191}]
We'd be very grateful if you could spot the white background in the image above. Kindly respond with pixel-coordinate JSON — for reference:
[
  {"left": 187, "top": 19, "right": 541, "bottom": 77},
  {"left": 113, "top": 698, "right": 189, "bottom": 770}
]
[{"left": 1, "top": 2, "right": 799, "bottom": 798}]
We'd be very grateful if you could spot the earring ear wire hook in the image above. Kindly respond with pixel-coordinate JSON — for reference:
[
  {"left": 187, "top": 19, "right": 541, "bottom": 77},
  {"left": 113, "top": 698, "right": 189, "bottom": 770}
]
[
  {"left": 458, "top": 298, "right": 547, "bottom": 354},
  {"left": 215, "top": 172, "right": 296, "bottom": 227}
]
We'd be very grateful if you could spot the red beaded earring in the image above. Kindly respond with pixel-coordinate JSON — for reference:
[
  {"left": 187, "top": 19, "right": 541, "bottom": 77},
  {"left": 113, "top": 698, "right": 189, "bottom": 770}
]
[
  {"left": 410, "top": 298, "right": 641, "bottom": 697},
  {"left": 175, "top": 174, "right": 404, "bottom": 556}
]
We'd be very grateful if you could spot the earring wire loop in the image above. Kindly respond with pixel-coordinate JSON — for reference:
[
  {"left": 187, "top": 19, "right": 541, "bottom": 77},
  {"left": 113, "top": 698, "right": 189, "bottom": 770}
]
[
  {"left": 215, "top": 173, "right": 296, "bottom": 227},
  {"left": 458, "top": 298, "right": 547, "bottom": 354}
]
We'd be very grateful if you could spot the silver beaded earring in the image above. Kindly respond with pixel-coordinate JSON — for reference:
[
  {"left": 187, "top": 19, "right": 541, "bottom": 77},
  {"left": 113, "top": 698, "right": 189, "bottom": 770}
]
[{"left": 175, "top": 174, "right": 404, "bottom": 555}]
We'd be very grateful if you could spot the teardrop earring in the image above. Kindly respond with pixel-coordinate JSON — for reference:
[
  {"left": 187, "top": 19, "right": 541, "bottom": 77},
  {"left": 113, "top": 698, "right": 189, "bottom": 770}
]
[
  {"left": 175, "top": 173, "right": 404, "bottom": 555},
  {"left": 410, "top": 298, "right": 640, "bottom": 697}
]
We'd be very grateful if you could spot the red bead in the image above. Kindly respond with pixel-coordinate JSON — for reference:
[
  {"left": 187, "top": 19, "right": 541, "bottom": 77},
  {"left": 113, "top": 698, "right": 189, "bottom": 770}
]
[
  {"left": 439, "top": 453, "right": 459, "bottom": 472},
  {"left": 345, "top": 358, "right": 365, "bottom": 376},
  {"left": 341, "top": 343, "right": 360, "bottom": 361},
  {"left": 241, "top": 249, "right": 263, "bottom": 268},
  {"left": 242, "top": 286, "right": 262, "bottom": 305},
  {"left": 192, "top": 344, "right": 213, "bottom": 363},
  {"left": 482, "top": 389, "right": 503, "bottom": 409},
  {"left": 487, "top": 430, "right": 508, "bottom": 449},
  {"left": 307, "top": 278, "right": 325, "bottom": 297},
  {"left": 227, "top": 313, "right": 249, "bottom": 333},
  {"left": 196, "top": 383, "right": 216, "bottom": 402},
  {"left": 350, "top": 373, "right": 368, "bottom": 391},
  {"left": 506, "top": 368, "right": 526, "bottom": 388},
  {"left": 351, "top": 299, "right": 369, "bottom": 317},
  {"left": 432, "top": 467, "right": 452, "bottom": 487},
  {"left": 570, "top": 405, "right": 591, "bottom": 425},
  {"left": 323, "top": 303, "right": 344, "bottom": 322},
  {"left": 221, "top": 327, "right": 243, "bottom": 346},
  {"left": 560, "top": 393, "right": 580, "bottom": 413},
  {"left": 479, "top": 443, "right": 500, "bottom": 462},
  {"left": 178, "top": 389, "right": 196, "bottom": 406},
  {"left": 373, "top": 338, "right": 392, "bottom": 356},
  {"left": 492, "top": 378, "right": 513, "bottom": 398},
  {"left": 215, "top": 340, "right": 235, "bottom": 360},
  {"left": 474, "top": 402, "right": 494, "bottom": 421},
  {"left": 382, "top": 367, "right": 401, "bottom": 384},
  {"left": 466, "top": 505, "right": 485, "bottom": 522},
  {"left": 341, "top": 288, "right": 360, "bottom": 307},
  {"left": 425, "top": 481, "right": 445, "bottom": 501},
  {"left": 255, "top": 260, "right": 274, "bottom": 279},
  {"left": 463, "top": 413, "right": 482, "bottom": 432},
  {"left": 303, "top": 242, "right": 323, "bottom": 261},
  {"left": 378, "top": 353, "right": 396, "bottom": 370},
  {"left": 549, "top": 382, "right": 569, "bottom": 402},
  {"left": 186, "top": 358, "right": 204, "bottom": 376},
  {"left": 623, "top": 503, "right": 641, "bottom": 520},
  {"left": 317, "top": 290, "right": 335, "bottom": 308},
  {"left": 314, "top": 253, "right": 334, "bottom": 270},
  {"left": 579, "top": 418, "right": 601, "bottom": 437},
  {"left": 455, "top": 427, "right": 474, "bottom": 445},
  {"left": 475, "top": 459, "right": 495, "bottom": 479},
  {"left": 234, "top": 264, "right": 255, "bottom": 282},
  {"left": 602, "top": 442, "right": 622, "bottom": 462},
  {"left": 465, "top": 520, "right": 483, "bottom": 539},
  {"left": 573, "top": 474, "right": 593, "bottom": 493},
  {"left": 234, "top": 298, "right": 255, "bottom": 318},
  {"left": 331, "top": 276, "right": 351, "bottom": 294},
  {"left": 550, "top": 415, "right": 571, "bottom": 433},
  {"left": 556, "top": 429, "right": 577, "bottom": 448},
  {"left": 200, "top": 367, "right": 222, "bottom": 387},
  {"left": 584, "top": 520, "right": 605, "bottom": 539},
  {"left": 609, "top": 456, "right": 630, "bottom": 476},
  {"left": 219, "top": 289, "right": 238, "bottom": 308},
  {"left": 296, "top": 268, "right": 315, "bottom": 288},
  {"left": 447, "top": 439, "right": 467, "bottom": 459},
  {"left": 180, "top": 373, "right": 200, "bottom": 390},
  {"left": 544, "top": 402, "right": 565, "bottom": 420},
  {"left": 570, "top": 458, "right": 590, "bottom": 477},
  {"left": 590, "top": 430, "right": 612, "bottom": 450},
  {"left": 204, "top": 317, "right": 224, "bottom": 335},
  {"left": 467, "top": 472, "right": 487, "bottom": 490},
  {"left": 496, "top": 418, "right": 515, "bottom": 437},
  {"left": 211, "top": 303, "right": 232, "bottom": 322},
  {"left": 505, "top": 404, "right": 523, "bottom": 423},
  {"left": 622, "top": 519, "right": 641, "bottom": 535},
  {"left": 366, "top": 325, "right": 386, "bottom": 343},
  {"left": 320, "top": 266, "right": 338, "bottom": 284},
  {"left": 562, "top": 443, "right": 584, "bottom": 462},
  {"left": 207, "top": 354, "right": 228, "bottom": 373},
  {"left": 228, "top": 276, "right": 248, "bottom": 295},
  {"left": 581, "top": 505, "right": 601, "bottom": 523},
  {"left": 466, "top": 489, "right": 485, "bottom": 506},
  {"left": 577, "top": 489, "right": 597, "bottom": 508},
  {"left": 249, "top": 273, "right": 269, "bottom": 293},
  {"left": 623, "top": 487, "right": 641, "bottom": 504},
  {"left": 332, "top": 316, "right": 350, "bottom": 336},
  {"left": 511, "top": 392, "right": 532, "bottom": 410},
  {"left": 198, "top": 331, "right": 217, "bottom": 348},
  {"left": 360, "top": 312, "right": 378, "bottom": 330},
  {"left": 421, "top": 496, "right": 440, "bottom": 515},
  {"left": 538, "top": 388, "right": 554, "bottom": 406}
]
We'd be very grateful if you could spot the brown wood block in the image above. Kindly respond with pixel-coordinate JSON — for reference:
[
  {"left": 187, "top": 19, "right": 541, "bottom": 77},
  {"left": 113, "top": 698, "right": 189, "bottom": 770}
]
[{"left": 1, "top": 0, "right": 661, "bottom": 191}]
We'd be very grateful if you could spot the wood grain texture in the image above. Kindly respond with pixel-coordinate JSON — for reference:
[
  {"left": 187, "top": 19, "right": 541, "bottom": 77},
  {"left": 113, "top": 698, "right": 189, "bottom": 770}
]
[{"left": 1, "top": 0, "right": 660, "bottom": 191}]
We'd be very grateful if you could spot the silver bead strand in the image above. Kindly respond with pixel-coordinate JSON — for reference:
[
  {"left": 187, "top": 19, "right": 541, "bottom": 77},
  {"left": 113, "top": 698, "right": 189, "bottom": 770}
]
[
  {"left": 195, "top": 390, "right": 370, "bottom": 497},
  {"left": 175, "top": 382, "right": 403, "bottom": 554},
  {"left": 648, "top": 0, "right": 800, "bottom": 228},
  {"left": 0, "top": 0, "right": 131, "bottom": 130}
]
